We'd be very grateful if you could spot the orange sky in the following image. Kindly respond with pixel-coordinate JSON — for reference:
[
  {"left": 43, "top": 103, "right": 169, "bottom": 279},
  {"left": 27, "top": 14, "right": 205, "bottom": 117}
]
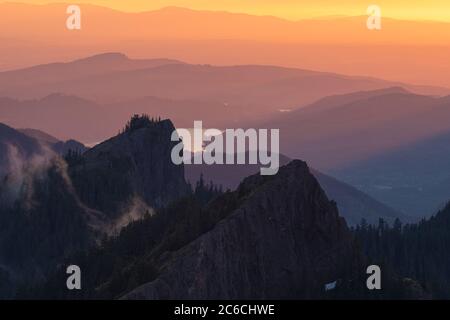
[
  {"left": 1, "top": 1, "right": 450, "bottom": 87},
  {"left": 7, "top": 0, "right": 450, "bottom": 21}
]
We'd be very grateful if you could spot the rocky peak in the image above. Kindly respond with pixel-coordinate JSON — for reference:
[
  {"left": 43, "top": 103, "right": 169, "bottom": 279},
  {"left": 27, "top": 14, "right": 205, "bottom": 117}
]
[
  {"left": 123, "top": 160, "right": 360, "bottom": 299},
  {"left": 69, "top": 116, "right": 189, "bottom": 217}
]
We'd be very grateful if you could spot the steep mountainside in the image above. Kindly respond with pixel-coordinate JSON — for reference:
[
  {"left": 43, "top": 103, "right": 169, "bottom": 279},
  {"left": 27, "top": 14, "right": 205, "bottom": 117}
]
[{"left": 123, "top": 160, "right": 361, "bottom": 299}]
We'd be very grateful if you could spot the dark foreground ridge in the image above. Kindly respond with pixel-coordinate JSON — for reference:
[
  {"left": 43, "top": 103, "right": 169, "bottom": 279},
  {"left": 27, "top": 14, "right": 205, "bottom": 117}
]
[{"left": 123, "top": 160, "right": 360, "bottom": 299}]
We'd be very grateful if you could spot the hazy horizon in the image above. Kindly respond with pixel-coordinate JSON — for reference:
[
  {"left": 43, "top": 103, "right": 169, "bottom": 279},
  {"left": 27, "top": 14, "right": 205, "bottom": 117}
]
[{"left": 7, "top": 0, "right": 450, "bottom": 22}]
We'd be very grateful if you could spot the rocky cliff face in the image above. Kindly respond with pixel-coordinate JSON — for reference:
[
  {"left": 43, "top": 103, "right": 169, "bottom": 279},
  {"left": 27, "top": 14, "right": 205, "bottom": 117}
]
[
  {"left": 123, "top": 160, "right": 360, "bottom": 299},
  {"left": 69, "top": 118, "right": 190, "bottom": 218}
]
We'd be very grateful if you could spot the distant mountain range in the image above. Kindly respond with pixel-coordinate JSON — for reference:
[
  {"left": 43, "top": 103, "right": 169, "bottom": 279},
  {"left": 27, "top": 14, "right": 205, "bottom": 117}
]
[
  {"left": 0, "top": 53, "right": 447, "bottom": 144},
  {"left": 0, "top": 92, "right": 253, "bottom": 142},
  {"left": 2, "top": 4, "right": 450, "bottom": 88},
  {"left": 258, "top": 87, "right": 450, "bottom": 169},
  {"left": 0, "top": 53, "right": 446, "bottom": 105}
]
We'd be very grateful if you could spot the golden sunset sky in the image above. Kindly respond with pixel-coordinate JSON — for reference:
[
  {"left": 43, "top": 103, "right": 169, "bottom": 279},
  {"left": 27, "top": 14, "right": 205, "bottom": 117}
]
[
  {"left": 2, "top": 0, "right": 450, "bottom": 86},
  {"left": 7, "top": 0, "right": 450, "bottom": 21}
]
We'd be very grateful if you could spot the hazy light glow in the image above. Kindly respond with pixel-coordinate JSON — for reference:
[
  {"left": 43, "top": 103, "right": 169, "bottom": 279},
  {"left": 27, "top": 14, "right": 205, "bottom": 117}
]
[{"left": 8, "top": 0, "right": 450, "bottom": 22}]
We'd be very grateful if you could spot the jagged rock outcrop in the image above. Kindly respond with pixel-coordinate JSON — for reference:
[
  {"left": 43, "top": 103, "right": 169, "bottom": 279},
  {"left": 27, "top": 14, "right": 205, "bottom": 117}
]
[
  {"left": 69, "top": 117, "right": 190, "bottom": 217},
  {"left": 123, "top": 160, "right": 361, "bottom": 299}
]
